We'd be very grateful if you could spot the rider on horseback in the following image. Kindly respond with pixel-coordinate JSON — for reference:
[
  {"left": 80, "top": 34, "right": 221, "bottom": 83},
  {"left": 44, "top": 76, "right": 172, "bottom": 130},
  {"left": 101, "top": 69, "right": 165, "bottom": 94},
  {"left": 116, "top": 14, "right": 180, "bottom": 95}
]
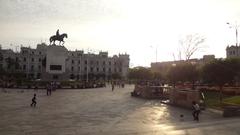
[
  {"left": 56, "top": 29, "right": 60, "bottom": 37},
  {"left": 50, "top": 29, "right": 68, "bottom": 45}
]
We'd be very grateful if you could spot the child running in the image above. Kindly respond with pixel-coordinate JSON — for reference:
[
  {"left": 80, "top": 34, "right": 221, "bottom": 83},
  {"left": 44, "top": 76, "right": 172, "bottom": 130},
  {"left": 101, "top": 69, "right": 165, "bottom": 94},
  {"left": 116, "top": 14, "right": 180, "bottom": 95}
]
[{"left": 31, "top": 94, "right": 37, "bottom": 107}]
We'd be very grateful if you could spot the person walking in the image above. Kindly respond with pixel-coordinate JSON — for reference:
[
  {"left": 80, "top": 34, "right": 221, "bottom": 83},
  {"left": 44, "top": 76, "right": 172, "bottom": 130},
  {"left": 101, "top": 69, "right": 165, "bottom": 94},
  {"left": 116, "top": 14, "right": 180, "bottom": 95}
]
[
  {"left": 111, "top": 81, "right": 115, "bottom": 91},
  {"left": 192, "top": 101, "right": 200, "bottom": 121},
  {"left": 56, "top": 29, "right": 60, "bottom": 37},
  {"left": 31, "top": 94, "right": 37, "bottom": 107},
  {"left": 46, "top": 84, "right": 51, "bottom": 96}
]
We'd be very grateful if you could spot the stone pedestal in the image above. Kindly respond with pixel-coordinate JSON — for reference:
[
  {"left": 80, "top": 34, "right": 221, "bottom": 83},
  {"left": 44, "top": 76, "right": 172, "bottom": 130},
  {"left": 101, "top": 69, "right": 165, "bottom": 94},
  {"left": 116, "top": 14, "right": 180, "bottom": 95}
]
[
  {"left": 42, "top": 45, "right": 68, "bottom": 81},
  {"left": 169, "top": 88, "right": 203, "bottom": 109}
]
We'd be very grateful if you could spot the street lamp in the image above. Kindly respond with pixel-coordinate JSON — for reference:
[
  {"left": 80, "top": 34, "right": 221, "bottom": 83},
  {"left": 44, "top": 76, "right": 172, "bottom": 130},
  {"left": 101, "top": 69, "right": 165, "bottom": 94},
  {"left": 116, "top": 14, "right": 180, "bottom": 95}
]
[
  {"left": 227, "top": 22, "right": 239, "bottom": 46},
  {"left": 150, "top": 45, "right": 158, "bottom": 62},
  {"left": 86, "top": 48, "right": 96, "bottom": 82}
]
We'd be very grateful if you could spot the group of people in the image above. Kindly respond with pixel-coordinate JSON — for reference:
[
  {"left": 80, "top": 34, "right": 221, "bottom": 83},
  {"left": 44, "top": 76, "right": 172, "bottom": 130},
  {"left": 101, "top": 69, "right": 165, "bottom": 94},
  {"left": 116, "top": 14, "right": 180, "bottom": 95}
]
[
  {"left": 30, "top": 83, "right": 56, "bottom": 107},
  {"left": 111, "top": 81, "right": 125, "bottom": 91},
  {"left": 30, "top": 81, "right": 202, "bottom": 122}
]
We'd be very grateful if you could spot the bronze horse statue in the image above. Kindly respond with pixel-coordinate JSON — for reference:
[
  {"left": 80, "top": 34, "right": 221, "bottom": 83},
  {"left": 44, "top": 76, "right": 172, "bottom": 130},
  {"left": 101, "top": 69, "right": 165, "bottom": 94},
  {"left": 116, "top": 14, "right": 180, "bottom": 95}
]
[{"left": 49, "top": 33, "right": 68, "bottom": 45}]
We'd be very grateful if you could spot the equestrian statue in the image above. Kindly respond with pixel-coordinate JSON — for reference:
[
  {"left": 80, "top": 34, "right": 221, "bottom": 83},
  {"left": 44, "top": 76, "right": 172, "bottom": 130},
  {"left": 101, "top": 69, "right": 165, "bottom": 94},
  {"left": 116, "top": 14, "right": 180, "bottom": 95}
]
[{"left": 49, "top": 29, "right": 68, "bottom": 45}]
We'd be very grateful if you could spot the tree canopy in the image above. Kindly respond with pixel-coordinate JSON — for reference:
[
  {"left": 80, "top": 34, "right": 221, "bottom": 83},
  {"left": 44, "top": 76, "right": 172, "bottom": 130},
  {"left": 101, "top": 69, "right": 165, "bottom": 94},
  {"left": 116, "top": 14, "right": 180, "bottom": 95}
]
[
  {"left": 167, "top": 63, "right": 199, "bottom": 88},
  {"left": 201, "top": 59, "right": 235, "bottom": 86},
  {"left": 128, "top": 67, "right": 153, "bottom": 80}
]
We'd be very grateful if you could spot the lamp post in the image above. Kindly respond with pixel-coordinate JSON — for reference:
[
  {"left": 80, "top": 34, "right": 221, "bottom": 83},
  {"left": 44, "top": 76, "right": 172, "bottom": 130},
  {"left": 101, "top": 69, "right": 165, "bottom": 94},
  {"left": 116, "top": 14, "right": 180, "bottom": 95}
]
[
  {"left": 150, "top": 45, "right": 158, "bottom": 62},
  {"left": 227, "top": 22, "right": 239, "bottom": 46},
  {"left": 86, "top": 53, "right": 89, "bottom": 83},
  {"left": 86, "top": 48, "right": 95, "bottom": 82},
  {"left": 227, "top": 22, "right": 240, "bottom": 57}
]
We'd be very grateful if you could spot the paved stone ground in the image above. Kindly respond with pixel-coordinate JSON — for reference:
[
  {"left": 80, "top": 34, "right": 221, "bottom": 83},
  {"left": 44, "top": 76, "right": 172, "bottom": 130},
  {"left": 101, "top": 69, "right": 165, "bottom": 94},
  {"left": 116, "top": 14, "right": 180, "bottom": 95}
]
[{"left": 0, "top": 85, "right": 240, "bottom": 135}]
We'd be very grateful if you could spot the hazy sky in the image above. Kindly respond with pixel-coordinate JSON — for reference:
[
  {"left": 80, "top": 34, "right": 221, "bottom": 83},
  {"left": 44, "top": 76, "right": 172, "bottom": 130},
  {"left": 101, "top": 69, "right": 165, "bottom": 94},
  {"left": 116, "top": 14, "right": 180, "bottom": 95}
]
[{"left": 1, "top": 0, "right": 240, "bottom": 67}]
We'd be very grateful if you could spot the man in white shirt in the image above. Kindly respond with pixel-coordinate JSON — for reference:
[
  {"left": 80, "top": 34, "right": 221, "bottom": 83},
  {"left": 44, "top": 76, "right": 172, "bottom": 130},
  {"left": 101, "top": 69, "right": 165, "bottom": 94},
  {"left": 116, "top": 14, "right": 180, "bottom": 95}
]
[{"left": 192, "top": 101, "right": 200, "bottom": 121}]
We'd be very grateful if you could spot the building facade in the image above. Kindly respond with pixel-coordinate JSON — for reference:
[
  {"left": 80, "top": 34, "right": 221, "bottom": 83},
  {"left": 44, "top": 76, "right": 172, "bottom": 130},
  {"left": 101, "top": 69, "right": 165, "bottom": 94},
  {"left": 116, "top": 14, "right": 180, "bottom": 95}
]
[
  {"left": 226, "top": 45, "right": 240, "bottom": 58},
  {"left": 0, "top": 43, "right": 129, "bottom": 81}
]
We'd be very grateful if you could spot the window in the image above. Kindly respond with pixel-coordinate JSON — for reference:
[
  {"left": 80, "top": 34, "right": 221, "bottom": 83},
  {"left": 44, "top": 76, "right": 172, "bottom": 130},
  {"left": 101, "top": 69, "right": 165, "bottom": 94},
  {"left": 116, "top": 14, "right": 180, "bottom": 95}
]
[
  {"left": 97, "top": 67, "right": 99, "bottom": 72},
  {"left": 103, "top": 68, "right": 105, "bottom": 72},
  {"left": 72, "top": 60, "right": 74, "bottom": 64},
  {"left": 30, "top": 74, "right": 34, "bottom": 78},
  {"left": 90, "top": 67, "right": 93, "bottom": 72},
  {"left": 23, "top": 65, "right": 26, "bottom": 70},
  {"left": 38, "top": 65, "right": 41, "bottom": 70},
  {"left": 37, "top": 73, "right": 41, "bottom": 79},
  {"left": 50, "top": 65, "right": 62, "bottom": 70},
  {"left": 39, "top": 52, "right": 42, "bottom": 55},
  {"left": 109, "top": 68, "right": 111, "bottom": 72},
  {"left": 31, "top": 65, "right": 34, "bottom": 71},
  {"left": 32, "top": 58, "right": 34, "bottom": 62},
  {"left": 39, "top": 58, "right": 41, "bottom": 62},
  {"left": 85, "top": 60, "right": 87, "bottom": 64},
  {"left": 53, "top": 75, "right": 58, "bottom": 79},
  {"left": 70, "top": 74, "right": 74, "bottom": 79},
  {"left": 103, "top": 61, "right": 105, "bottom": 65},
  {"left": 78, "top": 60, "right": 80, "bottom": 64},
  {"left": 96, "top": 61, "right": 99, "bottom": 65},
  {"left": 71, "top": 66, "right": 74, "bottom": 71},
  {"left": 78, "top": 67, "right": 80, "bottom": 71},
  {"left": 22, "top": 50, "right": 28, "bottom": 54},
  {"left": 84, "top": 67, "right": 87, "bottom": 71},
  {"left": 109, "top": 61, "right": 111, "bottom": 65},
  {"left": 24, "top": 57, "right": 26, "bottom": 62},
  {"left": 32, "top": 51, "right": 34, "bottom": 54}
]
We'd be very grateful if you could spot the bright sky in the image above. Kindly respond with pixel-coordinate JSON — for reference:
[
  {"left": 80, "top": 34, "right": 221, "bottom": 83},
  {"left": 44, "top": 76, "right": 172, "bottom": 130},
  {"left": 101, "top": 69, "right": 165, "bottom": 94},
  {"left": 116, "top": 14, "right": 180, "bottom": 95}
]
[{"left": 0, "top": 0, "right": 240, "bottom": 67}]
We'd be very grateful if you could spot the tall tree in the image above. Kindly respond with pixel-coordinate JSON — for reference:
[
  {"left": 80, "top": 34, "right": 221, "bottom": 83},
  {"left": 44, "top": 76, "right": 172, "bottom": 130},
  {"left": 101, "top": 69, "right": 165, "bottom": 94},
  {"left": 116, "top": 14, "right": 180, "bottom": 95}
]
[
  {"left": 225, "top": 58, "right": 240, "bottom": 86},
  {"left": 167, "top": 63, "right": 199, "bottom": 88},
  {"left": 180, "top": 63, "right": 199, "bottom": 89},
  {"left": 167, "top": 65, "right": 182, "bottom": 88},
  {"left": 179, "top": 34, "right": 206, "bottom": 60},
  {"left": 201, "top": 59, "right": 235, "bottom": 102}
]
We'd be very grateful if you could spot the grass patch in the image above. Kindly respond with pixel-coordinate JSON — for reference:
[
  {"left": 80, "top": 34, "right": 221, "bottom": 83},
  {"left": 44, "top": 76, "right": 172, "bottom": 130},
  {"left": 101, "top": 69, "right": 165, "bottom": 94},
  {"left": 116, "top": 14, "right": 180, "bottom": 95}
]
[
  {"left": 223, "top": 96, "right": 240, "bottom": 105},
  {"left": 203, "top": 91, "right": 232, "bottom": 110}
]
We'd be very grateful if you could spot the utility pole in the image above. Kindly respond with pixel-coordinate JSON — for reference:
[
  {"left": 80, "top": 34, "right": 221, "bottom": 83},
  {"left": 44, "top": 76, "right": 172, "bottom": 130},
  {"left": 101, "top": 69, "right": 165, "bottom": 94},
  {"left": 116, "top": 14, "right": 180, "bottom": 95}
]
[
  {"left": 227, "top": 22, "right": 239, "bottom": 57},
  {"left": 150, "top": 45, "right": 158, "bottom": 62},
  {"left": 227, "top": 22, "right": 239, "bottom": 46},
  {"left": 86, "top": 56, "right": 89, "bottom": 83},
  {"left": 155, "top": 46, "right": 157, "bottom": 62}
]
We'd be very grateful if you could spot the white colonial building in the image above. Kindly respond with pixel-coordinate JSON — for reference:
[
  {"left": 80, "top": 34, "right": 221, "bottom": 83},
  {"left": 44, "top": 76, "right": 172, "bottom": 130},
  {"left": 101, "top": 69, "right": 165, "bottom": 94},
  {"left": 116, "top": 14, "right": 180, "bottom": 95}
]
[{"left": 0, "top": 43, "right": 129, "bottom": 81}]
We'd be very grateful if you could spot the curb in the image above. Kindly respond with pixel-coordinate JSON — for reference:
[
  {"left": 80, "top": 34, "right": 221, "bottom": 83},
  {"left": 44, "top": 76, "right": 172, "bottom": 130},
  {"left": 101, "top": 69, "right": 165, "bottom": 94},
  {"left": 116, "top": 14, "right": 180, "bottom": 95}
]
[{"left": 205, "top": 108, "right": 223, "bottom": 115}]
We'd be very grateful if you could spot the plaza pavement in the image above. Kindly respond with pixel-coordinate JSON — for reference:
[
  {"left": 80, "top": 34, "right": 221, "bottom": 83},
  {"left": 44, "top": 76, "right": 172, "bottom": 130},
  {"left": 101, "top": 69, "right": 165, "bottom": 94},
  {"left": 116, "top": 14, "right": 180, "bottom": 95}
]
[{"left": 0, "top": 85, "right": 240, "bottom": 135}]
